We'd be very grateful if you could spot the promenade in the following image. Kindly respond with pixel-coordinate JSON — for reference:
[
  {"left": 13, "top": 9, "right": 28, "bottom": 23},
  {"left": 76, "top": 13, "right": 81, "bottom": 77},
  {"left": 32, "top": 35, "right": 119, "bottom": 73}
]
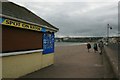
[{"left": 21, "top": 44, "right": 114, "bottom": 78}]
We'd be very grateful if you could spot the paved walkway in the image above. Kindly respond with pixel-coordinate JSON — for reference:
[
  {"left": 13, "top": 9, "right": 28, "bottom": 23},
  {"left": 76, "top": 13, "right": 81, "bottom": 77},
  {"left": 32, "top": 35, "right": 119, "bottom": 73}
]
[{"left": 21, "top": 45, "right": 111, "bottom": 78}]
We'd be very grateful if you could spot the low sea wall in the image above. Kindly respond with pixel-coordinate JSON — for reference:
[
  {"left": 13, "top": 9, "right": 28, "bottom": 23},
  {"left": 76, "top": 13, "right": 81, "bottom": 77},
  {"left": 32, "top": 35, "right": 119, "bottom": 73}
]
[{"left": 104, "top": 44, "right": 118, "bottom": 79}]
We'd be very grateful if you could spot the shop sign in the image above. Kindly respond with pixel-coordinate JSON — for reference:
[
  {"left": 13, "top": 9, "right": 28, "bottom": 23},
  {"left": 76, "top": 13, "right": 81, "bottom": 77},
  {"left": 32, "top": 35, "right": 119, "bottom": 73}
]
[{"left": 0, "top": 17, "right": 46, "bottom": 32}]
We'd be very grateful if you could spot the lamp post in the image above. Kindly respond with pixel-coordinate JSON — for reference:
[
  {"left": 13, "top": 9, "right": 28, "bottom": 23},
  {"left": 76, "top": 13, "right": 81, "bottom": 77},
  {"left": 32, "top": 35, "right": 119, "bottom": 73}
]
[{"left": 107, "top": 24, "right": 112, "bottom": 43}]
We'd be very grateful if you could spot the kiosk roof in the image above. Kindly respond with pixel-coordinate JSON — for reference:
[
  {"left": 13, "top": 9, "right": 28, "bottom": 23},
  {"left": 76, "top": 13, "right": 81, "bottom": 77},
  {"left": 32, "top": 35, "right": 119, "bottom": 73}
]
[{"left": 1, "top": 1, "right": 59, "bottom": 31}]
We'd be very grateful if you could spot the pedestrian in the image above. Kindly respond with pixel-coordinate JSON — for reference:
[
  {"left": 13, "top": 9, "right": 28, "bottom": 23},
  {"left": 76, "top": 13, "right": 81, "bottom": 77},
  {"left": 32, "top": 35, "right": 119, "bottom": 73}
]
[
  {"left": 87, "top": 42, "right": 91, "bottom": 52},
  {"left": 93, "top": 42, "right": 98, "bottom": 53},
  {"left": 98, "top": 41, "right": 104, "bottom": 55}
]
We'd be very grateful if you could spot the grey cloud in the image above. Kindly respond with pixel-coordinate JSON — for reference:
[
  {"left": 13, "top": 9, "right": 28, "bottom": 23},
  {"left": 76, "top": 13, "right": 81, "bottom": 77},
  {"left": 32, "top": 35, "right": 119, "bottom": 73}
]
[{"left": 10, "top": 2, "right": 118, "bottom": 37}]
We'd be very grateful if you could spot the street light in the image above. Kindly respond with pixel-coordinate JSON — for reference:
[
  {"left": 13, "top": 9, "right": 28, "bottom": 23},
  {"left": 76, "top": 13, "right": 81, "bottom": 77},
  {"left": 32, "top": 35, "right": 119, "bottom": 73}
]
[{"left": 107, "top": 24, "right": 112, "bottom": 43}]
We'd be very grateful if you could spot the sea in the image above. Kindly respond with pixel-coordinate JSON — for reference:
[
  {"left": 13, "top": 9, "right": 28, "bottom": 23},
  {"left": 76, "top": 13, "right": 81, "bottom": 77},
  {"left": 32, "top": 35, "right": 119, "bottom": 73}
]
[{"left": 55, "top": 42, "right": 87, "bottom": 47}]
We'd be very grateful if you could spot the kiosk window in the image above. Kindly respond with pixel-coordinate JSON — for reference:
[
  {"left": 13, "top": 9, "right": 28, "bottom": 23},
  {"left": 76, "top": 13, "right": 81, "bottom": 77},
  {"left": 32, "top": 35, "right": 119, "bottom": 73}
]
[{"left": 2, "top": 25, "right": 43, "bottom": 53}]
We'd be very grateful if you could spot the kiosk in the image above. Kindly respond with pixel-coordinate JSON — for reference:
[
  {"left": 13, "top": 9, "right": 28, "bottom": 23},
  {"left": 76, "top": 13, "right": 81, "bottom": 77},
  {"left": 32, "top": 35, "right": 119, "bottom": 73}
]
[{"left": 0, "top": 1, "right": 59, "bottom": 78}]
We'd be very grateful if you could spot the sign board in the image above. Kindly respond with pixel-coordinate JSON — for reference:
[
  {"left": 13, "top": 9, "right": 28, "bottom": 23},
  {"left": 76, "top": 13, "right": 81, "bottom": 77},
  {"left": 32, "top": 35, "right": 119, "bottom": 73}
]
[
  {"left": 43, "top": 33, "right": 54, "bottom": 54},
  {"left": 0, "top": 17, "right": 46, "bottom": 32}
]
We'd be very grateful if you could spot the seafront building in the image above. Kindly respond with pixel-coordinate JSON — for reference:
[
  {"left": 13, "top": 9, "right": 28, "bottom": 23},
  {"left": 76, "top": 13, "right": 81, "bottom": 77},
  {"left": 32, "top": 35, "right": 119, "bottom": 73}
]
[{"left": 0, "top": 1, "right": 59, "bottom": 78}]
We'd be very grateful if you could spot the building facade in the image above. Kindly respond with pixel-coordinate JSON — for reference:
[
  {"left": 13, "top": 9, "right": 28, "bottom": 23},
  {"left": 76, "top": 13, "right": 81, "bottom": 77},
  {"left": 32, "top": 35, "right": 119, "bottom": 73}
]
[{"left": 0, "top": 1, "right": 58, "bottom": 78}]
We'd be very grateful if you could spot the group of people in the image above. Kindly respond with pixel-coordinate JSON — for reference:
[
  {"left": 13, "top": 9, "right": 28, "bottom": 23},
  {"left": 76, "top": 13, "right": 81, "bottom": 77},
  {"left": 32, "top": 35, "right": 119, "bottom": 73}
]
[{"left": 86, "top": 41, "right": 104, "bottom": 55}]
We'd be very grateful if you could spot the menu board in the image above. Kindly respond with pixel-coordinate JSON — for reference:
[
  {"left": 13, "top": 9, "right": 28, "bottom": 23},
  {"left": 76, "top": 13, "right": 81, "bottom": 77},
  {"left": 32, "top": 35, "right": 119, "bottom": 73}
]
[{"left": 43, "top": 33, "right": 54, "bottom": 54}]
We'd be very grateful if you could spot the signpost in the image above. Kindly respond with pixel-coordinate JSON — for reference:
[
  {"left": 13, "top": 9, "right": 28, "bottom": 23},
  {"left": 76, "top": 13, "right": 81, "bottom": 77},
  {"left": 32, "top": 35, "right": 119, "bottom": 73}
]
[{"left": 107, "top": 24, "right": 112, "bottom": 43}]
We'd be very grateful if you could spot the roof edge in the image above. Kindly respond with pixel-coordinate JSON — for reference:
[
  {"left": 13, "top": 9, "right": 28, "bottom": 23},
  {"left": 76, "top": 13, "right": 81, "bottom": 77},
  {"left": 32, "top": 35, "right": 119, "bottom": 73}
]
[
  {"left": 0, "top": 14, "right": 59, "bottom": 32},
  {"left": 3, "top": 1, "right": 59, "bottom": 31}
]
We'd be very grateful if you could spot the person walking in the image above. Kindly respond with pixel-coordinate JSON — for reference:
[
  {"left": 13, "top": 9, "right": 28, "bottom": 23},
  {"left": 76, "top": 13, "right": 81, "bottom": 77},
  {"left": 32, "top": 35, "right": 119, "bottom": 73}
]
[
  {"left": 93, "top": 42, "right": 98, "bottom": 53},
  {"left": 98, "top": 41, "right": 104, "bottom": 55},
  {"left": 87, "top": 42, "right": 91, "bottom": 52}
]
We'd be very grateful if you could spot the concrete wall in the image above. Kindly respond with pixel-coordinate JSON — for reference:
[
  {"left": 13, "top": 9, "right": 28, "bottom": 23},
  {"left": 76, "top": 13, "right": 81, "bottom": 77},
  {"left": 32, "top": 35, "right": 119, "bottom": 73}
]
[
  {"left": 2, "top": 52, "right": 42, "bottom": 78},
  {"left": 104, "top": 46, "right": 118, "bottom": 78},
  {"left": 2, "top": 52, "right": 55, "bottom": 78},
  {"left": 42, "top": 53, "right": 54, "bottom": 68}
]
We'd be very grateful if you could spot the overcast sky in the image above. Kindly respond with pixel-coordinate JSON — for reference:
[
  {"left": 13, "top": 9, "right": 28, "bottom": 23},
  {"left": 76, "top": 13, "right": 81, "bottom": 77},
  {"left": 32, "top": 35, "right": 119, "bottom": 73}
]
[{"left": 8, "top": 0, "right": 119, "bottom": 37}]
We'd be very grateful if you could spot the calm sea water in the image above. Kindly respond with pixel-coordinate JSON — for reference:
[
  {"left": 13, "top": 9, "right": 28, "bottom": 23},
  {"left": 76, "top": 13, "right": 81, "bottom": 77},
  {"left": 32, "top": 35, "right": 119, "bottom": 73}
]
[{"left": 55, "top": 42, "right": 87, "bottom": 46}]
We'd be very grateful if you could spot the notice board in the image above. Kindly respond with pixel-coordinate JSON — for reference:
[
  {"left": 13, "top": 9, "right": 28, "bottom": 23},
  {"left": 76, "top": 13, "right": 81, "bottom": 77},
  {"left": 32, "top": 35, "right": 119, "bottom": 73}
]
[{"left": 43, "top": 33, "right": 54, "bottom": 54}]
